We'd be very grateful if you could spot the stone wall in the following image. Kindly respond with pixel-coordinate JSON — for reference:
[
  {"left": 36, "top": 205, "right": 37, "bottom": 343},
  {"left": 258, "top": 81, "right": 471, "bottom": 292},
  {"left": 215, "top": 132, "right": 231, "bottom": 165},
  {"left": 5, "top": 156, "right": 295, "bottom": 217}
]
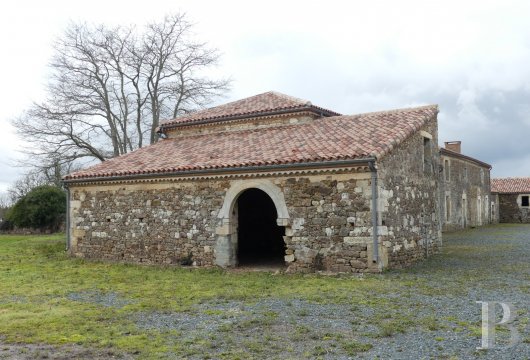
[
  {"left": 440, "top": 154, "right": 493, "bottom": 232},
  {"left": 165, "top": 114, "right": 317, "bottom": 138},
  {"left": 69, "top": 182, "right": 227, "bottom": 265},
  {"left": 280, "top": 175, "right": 375, "bottom": 273},
  {"left": 498, "top": 193, "right": 530, "bottom": 223},
  {"left": 377, "top": 118, "right": 442, "bottom": 268},
  {"left": 68, "top": 171, "right": 381, "bottom": 272}
]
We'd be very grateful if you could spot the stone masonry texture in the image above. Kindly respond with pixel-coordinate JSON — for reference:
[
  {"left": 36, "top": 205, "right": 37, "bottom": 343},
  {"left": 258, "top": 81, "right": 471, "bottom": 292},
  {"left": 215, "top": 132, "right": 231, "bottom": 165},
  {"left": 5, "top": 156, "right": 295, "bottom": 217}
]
[
  {"left": 498, "top": 193, "right": 530, "bottom": 223},
  {"left": 440, "top": 154, "right": 494, "bottom": 232},
  {"left": 69, "top": 173, "right": 376, "bottom": 272},
  {"left": 377, "top": 119, "right": 442, "bottom": 268},
  {"left": 68, "top": 118, "right": 441, "bottom": 272}
]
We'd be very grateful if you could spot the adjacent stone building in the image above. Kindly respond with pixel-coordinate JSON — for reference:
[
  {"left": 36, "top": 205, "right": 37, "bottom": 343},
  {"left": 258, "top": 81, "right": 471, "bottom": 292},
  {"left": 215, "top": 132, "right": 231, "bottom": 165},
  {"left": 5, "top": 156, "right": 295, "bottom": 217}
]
[
  {"left": 491, "top": 177, "right": 530, "bottom": 223},
  {"left": 439, "top": 141, "right": 496, "bottom": 231},
  {"left": 64, "top": 92, "right": 442, "bottom": 272}
]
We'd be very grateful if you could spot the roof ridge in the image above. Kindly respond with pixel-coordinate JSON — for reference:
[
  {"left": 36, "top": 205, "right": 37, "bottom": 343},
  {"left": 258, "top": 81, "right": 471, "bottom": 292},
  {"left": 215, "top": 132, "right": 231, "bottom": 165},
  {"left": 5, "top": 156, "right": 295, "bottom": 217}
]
[
  {"left": 159, "top": 91, "right": 339, "bottom": 129},
  {"left": 219, "top": 90, "right": 309, "bottom": 107},
  {"left": 349, "top": 104, "right": 439, "bottom": 118},
  {"left": 266, "top": 91, "right": 312, "bottom": 106}
]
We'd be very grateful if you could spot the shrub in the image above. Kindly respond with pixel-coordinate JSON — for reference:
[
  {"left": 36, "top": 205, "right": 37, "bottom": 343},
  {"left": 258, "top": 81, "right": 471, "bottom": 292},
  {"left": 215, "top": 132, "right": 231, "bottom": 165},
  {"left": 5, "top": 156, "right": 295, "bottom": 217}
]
[
  {"left": 6, "top": 185, "right": 66, "bottom": 232},
  {"left": 0, "top": 219, "right": 14, "bottom": 231}
]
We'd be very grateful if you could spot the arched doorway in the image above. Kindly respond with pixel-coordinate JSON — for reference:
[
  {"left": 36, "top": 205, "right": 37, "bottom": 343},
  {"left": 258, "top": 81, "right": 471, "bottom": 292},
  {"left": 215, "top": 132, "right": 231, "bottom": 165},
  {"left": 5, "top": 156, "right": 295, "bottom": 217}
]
[
  {"left": 215, "top": 179, "right": 291, "bottom": 268},
  {"left": 236, "top": 188, "right": 286, "bottom": 266}
]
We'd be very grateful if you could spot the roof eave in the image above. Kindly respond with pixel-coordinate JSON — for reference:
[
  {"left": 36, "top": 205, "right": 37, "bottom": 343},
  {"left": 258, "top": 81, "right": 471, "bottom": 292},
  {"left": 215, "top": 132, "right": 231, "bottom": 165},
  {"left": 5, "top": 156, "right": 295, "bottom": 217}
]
[
  {"left": 440, "top": 148, "right": 492, "bottom": 169},
  {"left": 492, "top": 190, "right": 530, "bottom": 194},
  {"left": 63, "top": 157, "right": 376, "bottom": 185}
]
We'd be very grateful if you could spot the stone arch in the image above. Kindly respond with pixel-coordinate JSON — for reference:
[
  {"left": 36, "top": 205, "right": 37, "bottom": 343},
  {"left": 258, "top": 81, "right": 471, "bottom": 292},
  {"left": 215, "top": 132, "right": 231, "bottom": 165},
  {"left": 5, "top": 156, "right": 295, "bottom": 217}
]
[
  {"left": 218, "top": 180, "right": 290, "bottom": 224},
  {"left": 215, "top": 179, "right": 291, "bottom": 267}
]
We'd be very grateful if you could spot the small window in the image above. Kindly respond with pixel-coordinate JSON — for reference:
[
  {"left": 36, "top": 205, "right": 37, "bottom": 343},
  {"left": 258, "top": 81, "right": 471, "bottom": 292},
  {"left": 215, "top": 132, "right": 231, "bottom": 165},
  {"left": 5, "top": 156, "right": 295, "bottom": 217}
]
[
  {"left": 444, "top": 159, "right": 450, "bottom": 181},
  {"left": 464, "top": 167, "right": 468, "bottom": 181},
  {"left": 522, "top": 196, "right": 530, "bottom": 207},
  {"left": 423, "top": 137, "right": 432, "bottom": 174}
]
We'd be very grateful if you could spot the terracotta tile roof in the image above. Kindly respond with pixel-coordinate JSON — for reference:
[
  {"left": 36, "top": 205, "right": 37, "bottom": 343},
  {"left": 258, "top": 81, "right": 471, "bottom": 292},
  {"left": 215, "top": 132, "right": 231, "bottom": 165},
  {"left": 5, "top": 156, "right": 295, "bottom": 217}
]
[
  {"left": 491, "top": 177, "right": 530, "bottom": 193},
  {"left": 64, "top": 104, "right": 438, "bottom": 182},
  {"left": 159, "top": 91, "right": 341, "bottom": 129}
]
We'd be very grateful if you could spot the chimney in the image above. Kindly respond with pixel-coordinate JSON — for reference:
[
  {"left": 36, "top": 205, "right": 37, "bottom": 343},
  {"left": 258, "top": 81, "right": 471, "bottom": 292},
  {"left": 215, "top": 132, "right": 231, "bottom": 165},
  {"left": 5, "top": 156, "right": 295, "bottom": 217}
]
[{"left": 444, "top": 141, "right": 461, "bottom": 154}]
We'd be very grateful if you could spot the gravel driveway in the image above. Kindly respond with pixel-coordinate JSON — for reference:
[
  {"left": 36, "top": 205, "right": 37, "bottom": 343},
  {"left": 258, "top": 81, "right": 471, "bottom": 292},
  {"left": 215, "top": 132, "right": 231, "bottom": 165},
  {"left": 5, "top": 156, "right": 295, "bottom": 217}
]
[
  {"left": 357, "top": 224, "right": 529, "bottom": 360},
  {"left": 135, "top": 224, "right": 529, "bottom": 359}
]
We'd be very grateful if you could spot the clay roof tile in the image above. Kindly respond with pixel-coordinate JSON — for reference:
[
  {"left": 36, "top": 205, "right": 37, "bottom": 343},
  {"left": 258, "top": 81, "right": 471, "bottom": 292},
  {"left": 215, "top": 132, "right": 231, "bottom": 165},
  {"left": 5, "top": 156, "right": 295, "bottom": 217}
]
[
  {"left": 65, "top": 101, "right": 438, "bottom": 181},
  {"left": 160, "top": 91, "right": 340, "bottom": 129},
  {"left": 491, "top": 178, "right": 530, "bottom": 193}
]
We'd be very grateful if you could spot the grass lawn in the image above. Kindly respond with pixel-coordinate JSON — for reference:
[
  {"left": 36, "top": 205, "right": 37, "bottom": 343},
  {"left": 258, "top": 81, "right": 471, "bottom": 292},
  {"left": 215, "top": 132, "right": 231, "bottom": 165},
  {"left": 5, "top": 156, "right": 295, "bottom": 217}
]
[{"left": 0, "top": 225, "right": 528, "bottom": 359}]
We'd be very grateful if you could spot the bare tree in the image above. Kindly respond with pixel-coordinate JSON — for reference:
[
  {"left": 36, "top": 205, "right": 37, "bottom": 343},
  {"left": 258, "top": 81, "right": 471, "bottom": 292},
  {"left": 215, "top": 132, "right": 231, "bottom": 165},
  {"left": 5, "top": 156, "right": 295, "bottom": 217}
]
[
  {"left": 6, "top": 157, "right": 78, "bottom": 203},
  {"left": 0, "top": 192, "right": 11, "bottom": 209},
  {"left": 7, "top": 172, "right": 46, "bottom": 203},
  {"left": 13, "top": 14, "right": 229, "bottom": 169}
]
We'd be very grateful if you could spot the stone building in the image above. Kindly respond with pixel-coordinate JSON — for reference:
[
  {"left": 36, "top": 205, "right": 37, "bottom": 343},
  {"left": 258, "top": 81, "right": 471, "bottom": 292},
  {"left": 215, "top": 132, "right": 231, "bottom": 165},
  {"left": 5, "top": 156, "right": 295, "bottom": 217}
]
[
  {"left": 439, "top": 141, "right": 496, "bottom": 231},
  {"left": 64, "top": 91, "right": 442, "bottom": 273},
  {"left": 491, "top": 177, "right": 530, "bottom": 223}
]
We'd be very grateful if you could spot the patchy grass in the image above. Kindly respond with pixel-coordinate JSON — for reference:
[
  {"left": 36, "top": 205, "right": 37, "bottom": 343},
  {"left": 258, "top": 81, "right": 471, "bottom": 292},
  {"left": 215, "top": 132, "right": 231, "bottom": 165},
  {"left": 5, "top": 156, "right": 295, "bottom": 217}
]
[
  {"left": 0, "top": 224, "right": 529, "bottom": 359},
  {"left": 341, "top": 340, "right": 373, "bottom": 355},
  {"left": 0, "top": 234, "right": 397, "bottom": 358}
]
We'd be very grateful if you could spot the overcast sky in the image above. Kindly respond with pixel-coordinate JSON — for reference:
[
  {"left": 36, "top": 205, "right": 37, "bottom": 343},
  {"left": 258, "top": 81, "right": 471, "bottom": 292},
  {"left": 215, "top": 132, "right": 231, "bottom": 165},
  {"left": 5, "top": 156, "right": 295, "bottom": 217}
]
[{"left": 1, "top": 0, "right": 529, "bottom": 194}]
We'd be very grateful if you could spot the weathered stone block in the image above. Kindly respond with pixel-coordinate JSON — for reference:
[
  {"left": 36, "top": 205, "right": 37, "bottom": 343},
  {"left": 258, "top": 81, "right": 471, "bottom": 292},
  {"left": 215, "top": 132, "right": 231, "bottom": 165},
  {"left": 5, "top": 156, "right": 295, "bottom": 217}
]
[{"left": 344, "top": 236, "right": 371, "bottom": 245}]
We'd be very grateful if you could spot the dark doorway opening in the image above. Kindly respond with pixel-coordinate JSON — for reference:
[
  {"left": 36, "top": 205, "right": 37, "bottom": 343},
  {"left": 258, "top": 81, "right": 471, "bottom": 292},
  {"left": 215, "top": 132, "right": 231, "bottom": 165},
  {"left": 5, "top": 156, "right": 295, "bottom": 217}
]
[{"left": 237, "top": 188, "right": 285, "bottom": 266}]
